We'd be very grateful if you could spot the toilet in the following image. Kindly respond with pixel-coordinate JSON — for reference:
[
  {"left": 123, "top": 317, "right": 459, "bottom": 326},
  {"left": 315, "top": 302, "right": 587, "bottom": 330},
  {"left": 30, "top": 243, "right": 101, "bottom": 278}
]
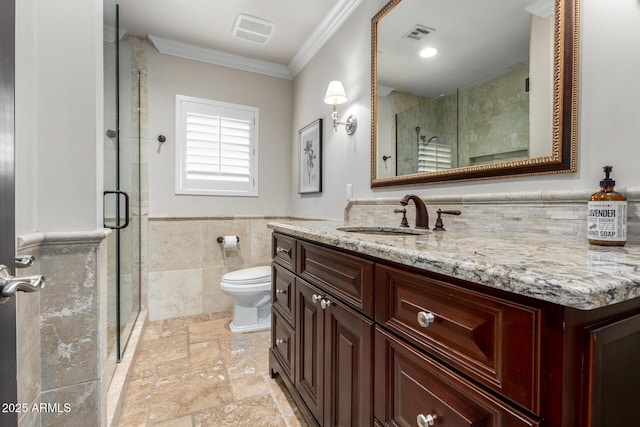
[{"left": 220, "top": 265, "right": 272, "bottom": 333}]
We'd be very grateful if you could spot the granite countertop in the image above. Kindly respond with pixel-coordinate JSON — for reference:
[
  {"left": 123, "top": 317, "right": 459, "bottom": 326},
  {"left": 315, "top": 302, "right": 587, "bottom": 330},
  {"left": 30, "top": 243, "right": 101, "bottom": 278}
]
[{"left": 267, "top": 220, "right": 640, "bottom": 310}]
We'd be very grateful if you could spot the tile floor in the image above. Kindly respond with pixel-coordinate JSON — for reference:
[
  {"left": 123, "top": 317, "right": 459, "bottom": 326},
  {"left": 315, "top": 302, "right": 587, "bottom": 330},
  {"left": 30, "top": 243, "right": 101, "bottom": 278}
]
[{"left": 117, "top": 311, "right": 307, "bottom": 427}]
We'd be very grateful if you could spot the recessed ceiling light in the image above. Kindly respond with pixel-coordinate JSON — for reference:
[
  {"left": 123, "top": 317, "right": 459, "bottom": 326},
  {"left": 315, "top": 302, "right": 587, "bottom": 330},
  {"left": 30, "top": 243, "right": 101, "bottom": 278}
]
[{"left": 419, "top": 47, "right": 439, "bottom": 58}]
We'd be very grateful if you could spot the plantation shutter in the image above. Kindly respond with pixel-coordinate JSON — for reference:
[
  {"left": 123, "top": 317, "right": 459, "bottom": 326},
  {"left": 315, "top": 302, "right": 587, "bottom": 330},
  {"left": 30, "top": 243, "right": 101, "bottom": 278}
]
[
  {"left": 418, "top": 142, "right": 452, "bottom": 172},
  {"left": 176, "top": 95, "right": 258, "bottom": 196}
]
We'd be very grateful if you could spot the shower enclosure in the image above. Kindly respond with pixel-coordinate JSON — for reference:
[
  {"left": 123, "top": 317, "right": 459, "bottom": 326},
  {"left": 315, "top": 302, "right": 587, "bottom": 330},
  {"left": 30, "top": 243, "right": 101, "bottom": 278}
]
[
  {"left": 104, "top": 2, "right": 142, "bottom": 384},
  {"left": 395, "top": 62, "right": 530, "bottom": 175}
]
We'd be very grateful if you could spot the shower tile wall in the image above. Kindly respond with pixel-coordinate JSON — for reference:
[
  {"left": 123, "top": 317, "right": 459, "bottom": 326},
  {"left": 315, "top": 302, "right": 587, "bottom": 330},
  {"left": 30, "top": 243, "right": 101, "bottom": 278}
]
[
  {"left": 128, "top": 36, "right": 149, "bottom": 314},
  {"left": 147, "top": 217, "right": 281, "bottom": 321}
]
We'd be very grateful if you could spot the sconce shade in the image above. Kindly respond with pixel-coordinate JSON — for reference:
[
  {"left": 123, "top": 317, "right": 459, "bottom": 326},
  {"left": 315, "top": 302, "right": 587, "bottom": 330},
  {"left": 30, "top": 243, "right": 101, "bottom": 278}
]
[{"left": 324, "top": 80, "right": 348, "bottom": 105}]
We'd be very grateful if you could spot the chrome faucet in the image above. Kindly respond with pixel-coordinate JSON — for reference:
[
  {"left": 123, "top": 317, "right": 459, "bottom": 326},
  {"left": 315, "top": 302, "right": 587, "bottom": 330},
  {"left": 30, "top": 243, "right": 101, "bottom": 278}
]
[{"left": 399, "top": 194, "right": 429, "bottom": 229}]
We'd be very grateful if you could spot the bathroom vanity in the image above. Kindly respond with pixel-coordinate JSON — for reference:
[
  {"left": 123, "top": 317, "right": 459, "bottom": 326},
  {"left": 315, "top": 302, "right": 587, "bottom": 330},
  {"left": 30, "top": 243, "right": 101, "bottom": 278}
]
[{"left": 268, "top": 220, "right": 640, "bottom": 427}]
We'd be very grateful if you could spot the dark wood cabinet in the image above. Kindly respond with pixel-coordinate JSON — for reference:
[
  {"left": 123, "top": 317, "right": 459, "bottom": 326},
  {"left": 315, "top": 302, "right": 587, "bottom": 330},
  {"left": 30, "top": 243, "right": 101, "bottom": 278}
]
[
  {"left": 374, "top": 327, "right": 540, "bottom": 427},
  {"left": 295, "top": 277, "right": 325, "bottom": 422},
  {"left": 584, "top": 312, "right": 640, "bottom": 426},
  {"left": 322, "top": 285, "right": 373, "bottom": 426},
  {"left": 376, "top": 264, "right": 544, "bottom": 413},
  {"left": 270, "top": 234, "right": 374, "bottom": 427},
  {"left": 269, "top": 232, "right": 640, "bottom": 427},
  {"left": 295, "top": 277, "right": 374, "bottom": 426}
]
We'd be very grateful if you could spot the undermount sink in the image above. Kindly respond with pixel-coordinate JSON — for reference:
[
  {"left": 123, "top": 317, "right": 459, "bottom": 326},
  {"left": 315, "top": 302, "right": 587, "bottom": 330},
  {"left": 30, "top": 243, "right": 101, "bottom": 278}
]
[{"left": 336, "top": 226, "right": 429, "bottom": 236}]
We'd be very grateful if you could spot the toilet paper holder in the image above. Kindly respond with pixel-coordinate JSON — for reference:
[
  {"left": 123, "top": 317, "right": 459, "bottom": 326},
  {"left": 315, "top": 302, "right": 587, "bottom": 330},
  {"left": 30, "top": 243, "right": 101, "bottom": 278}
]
[{"left": 217, "top": 236, "right": 240, "bottom": 244}]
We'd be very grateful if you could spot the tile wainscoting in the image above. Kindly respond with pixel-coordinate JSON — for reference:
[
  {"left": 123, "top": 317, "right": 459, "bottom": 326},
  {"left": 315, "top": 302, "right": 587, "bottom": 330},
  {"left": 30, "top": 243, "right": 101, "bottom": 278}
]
[
  {"left": 346, "top": 188, "right": 640, "bottom": 244},
  {"left": 147, "top": 216, "right": 299, "bottom": 321}
]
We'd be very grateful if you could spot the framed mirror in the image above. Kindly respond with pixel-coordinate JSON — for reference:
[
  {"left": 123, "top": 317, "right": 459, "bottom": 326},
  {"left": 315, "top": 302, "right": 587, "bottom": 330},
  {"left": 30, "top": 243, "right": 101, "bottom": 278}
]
[{"left": 371, "top": 0, "right": 579, "bottom": 187}]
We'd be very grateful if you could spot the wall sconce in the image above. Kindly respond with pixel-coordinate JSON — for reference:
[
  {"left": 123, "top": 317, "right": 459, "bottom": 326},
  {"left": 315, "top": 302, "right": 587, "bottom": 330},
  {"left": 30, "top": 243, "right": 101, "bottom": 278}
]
[{"left": 323, "top": 80, "right": 357, "bottom": 135}]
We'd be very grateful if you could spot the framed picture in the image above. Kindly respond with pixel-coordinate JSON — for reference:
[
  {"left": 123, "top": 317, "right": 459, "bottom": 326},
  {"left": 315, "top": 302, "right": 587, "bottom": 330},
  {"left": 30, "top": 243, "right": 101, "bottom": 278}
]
[{"left": 298, "top": 118, "right": 323, "bottom": 194}]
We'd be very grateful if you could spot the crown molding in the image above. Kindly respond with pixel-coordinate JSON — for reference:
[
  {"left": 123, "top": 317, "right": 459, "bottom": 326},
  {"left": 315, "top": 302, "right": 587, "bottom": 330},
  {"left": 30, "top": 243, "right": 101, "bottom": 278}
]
[
  {"left": 104, "top": 25, "right": 128, "bottom": 43},
  {"left": 148, "top": 34, "right": 293, "bottom": 80},
  {"left": 525, "top": 0, "right": 554, "bottom": 18},
  {"left": 147, "top": 0, "right": 362, "bottom": 80},
  {"left": 288, "top": 0, "right": 363, "bottom": 77}
]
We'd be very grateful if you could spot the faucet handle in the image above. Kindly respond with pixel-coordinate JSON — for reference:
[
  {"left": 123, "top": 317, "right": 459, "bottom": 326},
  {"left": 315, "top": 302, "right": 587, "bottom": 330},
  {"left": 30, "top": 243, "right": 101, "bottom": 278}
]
[
  {"left": 394, "top": 208, "right": 409, "bottom": 228},
  {"left": 433, "top": 209, "right": 462, "bottom": 231}
]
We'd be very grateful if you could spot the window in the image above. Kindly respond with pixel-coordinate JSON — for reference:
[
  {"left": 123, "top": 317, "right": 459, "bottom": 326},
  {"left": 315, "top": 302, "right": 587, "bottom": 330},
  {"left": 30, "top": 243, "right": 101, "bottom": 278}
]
[
  {"left": 417, "top": 141, "right": 452, "bottom": 172},
  {"left": 175, "top": 95, "right": 258, "bottom": 196}
]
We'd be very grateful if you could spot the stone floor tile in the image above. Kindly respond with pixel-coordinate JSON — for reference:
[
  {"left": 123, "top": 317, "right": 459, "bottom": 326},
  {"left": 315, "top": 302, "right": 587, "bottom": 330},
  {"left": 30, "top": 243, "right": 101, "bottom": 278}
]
[{"left": 192, "top": 395, "right": 286, "bottom": 427}]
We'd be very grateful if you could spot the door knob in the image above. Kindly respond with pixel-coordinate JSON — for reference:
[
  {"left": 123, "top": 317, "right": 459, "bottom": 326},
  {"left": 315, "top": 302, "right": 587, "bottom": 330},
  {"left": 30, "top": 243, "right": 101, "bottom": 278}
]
[{"left": 0, "top": 265, "right": 45, "bottom": 303}]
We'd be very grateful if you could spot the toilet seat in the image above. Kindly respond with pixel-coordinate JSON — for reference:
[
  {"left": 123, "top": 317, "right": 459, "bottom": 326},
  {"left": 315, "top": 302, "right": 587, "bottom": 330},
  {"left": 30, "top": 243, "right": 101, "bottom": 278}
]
[{"left": 221, "top": 266, "right": 271, "bottom": 285}]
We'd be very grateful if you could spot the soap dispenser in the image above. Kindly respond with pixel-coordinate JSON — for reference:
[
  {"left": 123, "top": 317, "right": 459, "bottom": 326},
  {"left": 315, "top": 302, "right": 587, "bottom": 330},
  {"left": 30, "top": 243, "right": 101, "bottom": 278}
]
[{"left": 588, "top": 166, "right": 627, "bottom": 246}]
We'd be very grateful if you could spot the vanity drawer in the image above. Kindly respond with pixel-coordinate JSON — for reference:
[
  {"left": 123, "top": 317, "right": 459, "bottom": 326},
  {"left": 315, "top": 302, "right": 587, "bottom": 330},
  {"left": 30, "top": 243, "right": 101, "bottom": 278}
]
[
  {"left": 296, "top": 240, "right": 374, "bottom": 317},
  {"left": 272, "top": 264, "right": 295, "bottom": 325},
  {"left": 272, "top": 309, "right": 295, "bottom": 379},
  {"left": 375, "top": 264, "right": 543, "bottom": 414},
  {"left": 273, "top": 233, "right": 296, "bottom": 271},
  {"left": 374, "top": 328, "right": 540, "bottom": 427}
]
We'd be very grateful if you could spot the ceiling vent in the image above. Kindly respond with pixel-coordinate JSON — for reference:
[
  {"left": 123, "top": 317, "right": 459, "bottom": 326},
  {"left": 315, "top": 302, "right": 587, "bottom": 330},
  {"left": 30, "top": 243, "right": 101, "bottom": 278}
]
[
  {"left": 232, "top": 14, "right": 274, "bottom": 44},
  {"left": 403, "top": 24, "right": 435, "bottom": 41}
]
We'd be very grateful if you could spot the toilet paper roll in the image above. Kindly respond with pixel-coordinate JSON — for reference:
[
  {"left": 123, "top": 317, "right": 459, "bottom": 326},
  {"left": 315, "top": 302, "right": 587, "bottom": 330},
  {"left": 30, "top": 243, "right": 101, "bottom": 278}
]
[{"left": 223, "top": 235, "right": 239, "bottom": 249}]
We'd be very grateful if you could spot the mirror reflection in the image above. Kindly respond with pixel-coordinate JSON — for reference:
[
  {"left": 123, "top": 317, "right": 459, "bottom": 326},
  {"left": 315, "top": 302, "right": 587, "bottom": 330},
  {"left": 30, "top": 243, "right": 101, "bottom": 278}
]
[{"left": 372, "top": 0, "right": 577, "bottom": 186}]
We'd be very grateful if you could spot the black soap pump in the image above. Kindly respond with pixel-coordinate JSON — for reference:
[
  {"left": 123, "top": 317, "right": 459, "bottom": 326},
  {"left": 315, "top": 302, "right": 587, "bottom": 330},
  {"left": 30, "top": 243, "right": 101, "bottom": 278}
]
[{"left": 588, "top": 166, "right": 627, "bottom": 246}]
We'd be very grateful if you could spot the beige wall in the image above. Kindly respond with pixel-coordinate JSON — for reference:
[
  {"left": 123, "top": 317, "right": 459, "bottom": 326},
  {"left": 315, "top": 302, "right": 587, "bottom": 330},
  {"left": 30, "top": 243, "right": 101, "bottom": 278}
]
[
  {"left": 147, "top": 49, "right": 294, "bottom": 218},
  {"left": 291, "top": 0, "right": 640, "bottom": 219}
]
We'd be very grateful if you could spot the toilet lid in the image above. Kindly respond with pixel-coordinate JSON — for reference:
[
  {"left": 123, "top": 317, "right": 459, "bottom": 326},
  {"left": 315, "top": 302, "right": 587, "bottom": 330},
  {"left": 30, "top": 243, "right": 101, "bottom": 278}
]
[{"left": 222, "top": 266, "right": 271, "bottom": 285}]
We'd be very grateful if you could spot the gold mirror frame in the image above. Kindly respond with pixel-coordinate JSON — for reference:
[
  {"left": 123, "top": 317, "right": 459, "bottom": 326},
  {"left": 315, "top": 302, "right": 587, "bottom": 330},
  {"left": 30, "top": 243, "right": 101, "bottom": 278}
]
[{"left": 371, "top": 0, "right": 579, "bottom": 187}]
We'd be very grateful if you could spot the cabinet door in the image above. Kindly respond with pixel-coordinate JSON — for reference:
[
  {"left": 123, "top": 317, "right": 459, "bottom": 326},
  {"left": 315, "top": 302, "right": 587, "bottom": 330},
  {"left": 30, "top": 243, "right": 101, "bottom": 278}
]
[
  {"left": 323, "top": 297, "right": 373, "bottom": 427},
  {"left": 272, "top": 309, "right": 295, "bottom": 379},
  {"left": 273, "top": 263, "right": 295, "bottom": 324},
  {"left": 295, "top": 278, "right": 324, "bottom": 422},
  {"left": 586, "top": 312, "right": 640, "bottom": 427}
]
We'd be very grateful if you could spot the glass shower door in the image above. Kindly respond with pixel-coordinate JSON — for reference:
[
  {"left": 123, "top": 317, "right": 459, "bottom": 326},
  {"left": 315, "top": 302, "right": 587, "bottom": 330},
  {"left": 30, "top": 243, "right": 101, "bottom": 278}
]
[{"left": 103, "top": 3, "right": 141, "bottom": 385}]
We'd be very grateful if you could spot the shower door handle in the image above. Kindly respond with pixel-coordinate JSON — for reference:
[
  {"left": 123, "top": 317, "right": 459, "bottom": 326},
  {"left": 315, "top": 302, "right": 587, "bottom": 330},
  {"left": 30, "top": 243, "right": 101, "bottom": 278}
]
[{"left": 103, "top": 190, "right": 130, "bottom": 230}]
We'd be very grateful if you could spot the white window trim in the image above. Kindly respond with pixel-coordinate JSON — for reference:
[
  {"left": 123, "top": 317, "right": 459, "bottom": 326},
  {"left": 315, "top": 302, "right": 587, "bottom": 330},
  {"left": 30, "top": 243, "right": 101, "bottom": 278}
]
[{"left": 175, "top": 94, "right": 259, "bottom": 197}]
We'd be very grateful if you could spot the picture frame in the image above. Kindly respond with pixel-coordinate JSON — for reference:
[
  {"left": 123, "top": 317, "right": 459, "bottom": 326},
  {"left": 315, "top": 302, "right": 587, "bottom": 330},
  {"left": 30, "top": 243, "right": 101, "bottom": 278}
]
[{"left": 298, "top": 118, "right": 323, "bottom": 194}]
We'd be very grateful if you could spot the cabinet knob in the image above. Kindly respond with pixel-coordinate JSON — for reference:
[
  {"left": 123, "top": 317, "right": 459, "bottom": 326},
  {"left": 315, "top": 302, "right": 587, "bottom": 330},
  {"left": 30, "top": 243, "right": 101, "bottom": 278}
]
[
  {"left": 276, "top": 246, "right": 291, "bottom": 255},
  {"left": 312, "top": 294, "right": 323, "bottom": 303},
  {"left": 275, "top": 338, "right": 288, "bottom": 346},
  {"left": 321, "top": 299, "right": 332, "bottom": 309},
  {"left": 417, "top": 311, "right": 436, "bottom": 328},
  {"left": 276, "top": 288, "right": 287, "bottom": 295},
  {"left": 417, "top": 413, "right": 436, "bottom": 426}
]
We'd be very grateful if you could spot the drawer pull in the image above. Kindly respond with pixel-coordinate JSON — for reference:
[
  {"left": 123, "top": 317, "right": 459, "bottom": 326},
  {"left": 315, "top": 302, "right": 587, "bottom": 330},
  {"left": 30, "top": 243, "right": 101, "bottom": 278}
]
[
  {"left": 417, "top": 311, "right": 436, "bottom": 328},
  {"left": 321, "top": 299, "right": 332, "bottom": 309},
  {"left": 275, "top": 338, "right": 289, "bottom": 346},
  {"left": 276, "top": 288, "right": 287, "bottom": 295},
  {"left": 312, "top": 294, "right": 323, "bottom": 303},
  {"left": 417, "top": 413, "right": 436, "bottom": 426},
  {"left": 276, "top": 246, "right": 291, "bottom": 255}
]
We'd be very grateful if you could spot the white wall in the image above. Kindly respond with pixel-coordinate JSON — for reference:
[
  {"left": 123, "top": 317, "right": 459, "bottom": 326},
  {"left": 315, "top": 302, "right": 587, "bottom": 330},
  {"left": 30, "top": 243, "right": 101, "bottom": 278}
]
[
  {"left": 15, "top": 0, "right": 104, "bottom": 234},
  {"left": 147, "top": 49, "right": 293, "bottom": 217},
  {"left": 291, "top": 0, "right": 640, "bottom": 220}
]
